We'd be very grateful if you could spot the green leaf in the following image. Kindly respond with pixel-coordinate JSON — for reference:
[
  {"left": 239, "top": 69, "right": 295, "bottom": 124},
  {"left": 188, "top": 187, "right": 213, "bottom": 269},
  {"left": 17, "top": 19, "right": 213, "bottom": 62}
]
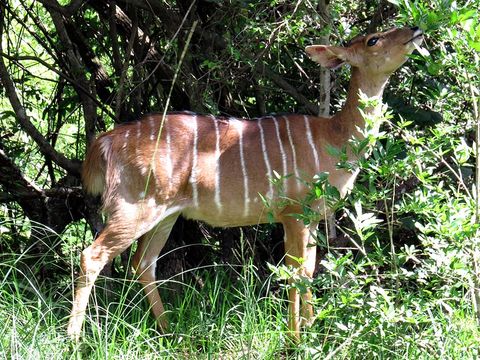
[
  {"left": 413, "top": 42, "right": 430, "bottom": 57},
  {"left": 468, "top": 40, "right": 480, "bottom": 51}
]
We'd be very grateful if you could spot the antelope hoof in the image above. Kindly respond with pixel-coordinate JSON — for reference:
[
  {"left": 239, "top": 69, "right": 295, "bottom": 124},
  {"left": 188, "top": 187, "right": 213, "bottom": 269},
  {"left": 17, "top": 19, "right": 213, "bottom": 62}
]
[
  {"left": 157, "top": 315, "right": 169, "bottom": 333},
  {"left": 300, "top": 314, "right": 315, "bottom": 328},
  {"left": 67, "top": 319, "right": 82, "bottom": 342}
]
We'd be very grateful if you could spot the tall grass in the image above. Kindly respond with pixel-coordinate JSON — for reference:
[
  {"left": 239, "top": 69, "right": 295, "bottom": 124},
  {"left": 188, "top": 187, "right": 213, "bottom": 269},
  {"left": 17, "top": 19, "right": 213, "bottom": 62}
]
[
  {"left": 2, "top": 106, "right": 480, "bottom": 359},
  {"left": 0, "top": 241, "right": 292, "bottom": 359},
  {"left": 1, "top": 239, "right": 479, "bottom": 359}
]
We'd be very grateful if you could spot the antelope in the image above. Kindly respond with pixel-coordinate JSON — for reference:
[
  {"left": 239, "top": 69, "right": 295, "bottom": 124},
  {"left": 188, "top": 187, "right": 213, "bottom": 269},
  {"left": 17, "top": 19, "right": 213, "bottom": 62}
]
[{"left": 67, "top": 26, "right": 424, "bottom": 341}]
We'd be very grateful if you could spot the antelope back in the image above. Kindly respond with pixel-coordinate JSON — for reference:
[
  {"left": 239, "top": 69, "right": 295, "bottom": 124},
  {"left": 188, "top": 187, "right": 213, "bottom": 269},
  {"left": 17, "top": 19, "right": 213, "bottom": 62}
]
[{"left": 82, "top": 113, "right": 341, "bottom": 226}]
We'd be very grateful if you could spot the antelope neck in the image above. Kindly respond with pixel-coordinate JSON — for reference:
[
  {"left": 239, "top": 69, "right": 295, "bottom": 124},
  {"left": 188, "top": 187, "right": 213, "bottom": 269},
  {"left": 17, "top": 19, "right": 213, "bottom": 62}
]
[{"left": 334, "top": 67, "right": 389, "bottom": 137}]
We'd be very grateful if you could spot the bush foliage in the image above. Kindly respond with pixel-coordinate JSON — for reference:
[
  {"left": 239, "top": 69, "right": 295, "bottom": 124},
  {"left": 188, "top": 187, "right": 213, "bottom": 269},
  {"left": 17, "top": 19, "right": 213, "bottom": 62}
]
[{"left": 1, "top": 0, "right": 479, "bottom": 358}]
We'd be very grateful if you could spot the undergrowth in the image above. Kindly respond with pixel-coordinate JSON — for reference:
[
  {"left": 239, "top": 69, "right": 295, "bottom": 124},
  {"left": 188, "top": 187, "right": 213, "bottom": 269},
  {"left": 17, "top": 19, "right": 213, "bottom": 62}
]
[{"left": 0, "top": 240, "right": 478, "bottom": 359}]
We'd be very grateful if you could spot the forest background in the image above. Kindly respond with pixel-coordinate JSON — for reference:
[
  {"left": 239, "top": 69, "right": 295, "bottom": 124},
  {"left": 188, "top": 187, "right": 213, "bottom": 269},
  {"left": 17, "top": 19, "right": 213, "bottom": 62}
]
[{"left": 0, "top": 0, "right": 479, "bottom": 358}]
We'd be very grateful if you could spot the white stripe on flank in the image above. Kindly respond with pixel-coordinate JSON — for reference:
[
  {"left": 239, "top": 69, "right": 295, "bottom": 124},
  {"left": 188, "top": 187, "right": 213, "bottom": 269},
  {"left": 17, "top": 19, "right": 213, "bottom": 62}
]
[
  {"left": 304, "top": 115, "right": 320, "bottom": 172},
  {"left": 273, "top": 117, "right": 287, "bottom": 193},
  {"left": 165, "top": 120, "right": 173, "bottom": 189},
  {"left": 136, "top": 122, "right": 142, "bottom": 157},
  {"left": 136, "top": 122, "right": 141, "bottom": 139},
  {"left": 123, "top": 130, "right": 130, "bottom": 150},
  {"left": 149, "top": 118, "right": 156, "bottom": 141},
  {"left": 231, "top": 119, "right": 249, "bottom": 217},
  {"left": 258, "top": 118, "right": 274, "bottom": 199},
  {"left": 190, "top": 116, "right": 199, "bottom": 207},
  {"left": 212, "top": 116, "right": 222, "bottom": 212},
  {"left": 284, "top": 116, "right": 300, "bottom": 190}
]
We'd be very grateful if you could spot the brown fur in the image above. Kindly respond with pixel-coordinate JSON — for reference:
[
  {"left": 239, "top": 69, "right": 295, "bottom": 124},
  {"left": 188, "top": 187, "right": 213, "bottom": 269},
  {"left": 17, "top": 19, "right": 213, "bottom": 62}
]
[{"left": 68, "top": 27, "right": 424, "bottom": 342}]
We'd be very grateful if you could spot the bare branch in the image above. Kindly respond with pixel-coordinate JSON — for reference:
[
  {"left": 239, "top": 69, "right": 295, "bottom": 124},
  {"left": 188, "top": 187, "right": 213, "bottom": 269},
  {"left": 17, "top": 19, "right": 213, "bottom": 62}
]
[
  {"left": 316, "top": 0, "right": 331, "bottom": 117},
  {"left": 259, "top": 66, "right": 320, "bottom": 115},
  {"left": 36, "top": 0, "right": 86, "bottom": 17},
  {"left": 367, "top": 0, "right": 397, "bottom": 33},
  {"left": 90, "top": 1, "right": 192, "bottom": 110},
  {"left": 115, "top": 8, "right": 138, "bottom": 122},
  {"left": 0, "top": 53, "right": 81, "bottom": 175},
  {"left": 46, "top": 6, "right": 100, "bottom": 147},
  {"left": 0, "top": 51, "right": 114, "bottom": 119},
  {"left": 64, "top": 22, "right": 114, "bottom": 104},
  {"left": 0, "top": 147, "right": 42, "bottom": 200}
]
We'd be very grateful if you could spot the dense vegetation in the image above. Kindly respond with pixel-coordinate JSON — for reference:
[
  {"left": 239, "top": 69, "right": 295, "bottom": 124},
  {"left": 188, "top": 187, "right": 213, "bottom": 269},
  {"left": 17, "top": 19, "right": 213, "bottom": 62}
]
[{"left": 1, "top": 0, "right": 479, "bottom": 358}]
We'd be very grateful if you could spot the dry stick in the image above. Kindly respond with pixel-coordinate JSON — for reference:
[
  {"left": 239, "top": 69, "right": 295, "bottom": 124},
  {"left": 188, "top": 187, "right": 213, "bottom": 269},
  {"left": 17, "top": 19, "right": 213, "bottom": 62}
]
[
  {"left": 134, "top": 20, "right": 200, "bottom": 277},
  {"left": 0, "top": 52, "right": 115, "bottom": 121},
  {"left": 147, "top": 19, "right": 200, "bottom": 191},
  {"left": 464, "top": 68, "right": 480, "bottom": 322},
  {"left": 114, "top": 10, "right": 138, "bottom": 122},
  {"left": 127, "top": 0, "right": 197, "bottom": 99},
  {"left": 316, "top": 0, "right": 334, "bottom": 241},
  {"left": 470, "top": 76, "right": 480, "bottom": 323},
  {"left": 0, "top": 56, "right": 81, "bottom": 175}
]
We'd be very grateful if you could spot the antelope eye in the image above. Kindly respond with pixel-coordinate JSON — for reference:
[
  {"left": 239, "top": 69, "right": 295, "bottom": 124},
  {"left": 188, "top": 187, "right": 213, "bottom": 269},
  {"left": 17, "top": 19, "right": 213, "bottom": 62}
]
[{"left": 367, "top": 37, "right": 379, "bottom": 46}]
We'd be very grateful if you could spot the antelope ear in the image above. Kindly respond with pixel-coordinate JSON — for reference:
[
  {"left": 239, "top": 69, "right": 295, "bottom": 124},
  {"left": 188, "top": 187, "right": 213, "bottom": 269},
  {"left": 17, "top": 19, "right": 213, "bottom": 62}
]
[{"left": 305, "top": 45, "right": 347, "bottom": 69}]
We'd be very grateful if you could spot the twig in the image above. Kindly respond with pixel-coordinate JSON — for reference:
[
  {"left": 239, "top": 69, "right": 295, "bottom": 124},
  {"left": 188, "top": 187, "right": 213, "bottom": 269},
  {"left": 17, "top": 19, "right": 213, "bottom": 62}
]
[
  {"left": 114, "top": 7, "right": 138, "bottom": 122},
  {"left": 259, "top": 66, "right": 320, "bottom": 114},
  {"left": 469, "top": 73, "right": 480, "bottom": 324},
  {"left": 0, "top": 52, "right": 115, "bottom": 120},
  {"left": 0, "top": 52, "right": 81, "bottom": 175}
]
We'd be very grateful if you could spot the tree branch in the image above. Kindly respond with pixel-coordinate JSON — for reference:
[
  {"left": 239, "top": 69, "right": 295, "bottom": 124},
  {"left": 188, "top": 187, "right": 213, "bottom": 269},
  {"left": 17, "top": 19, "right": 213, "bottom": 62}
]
[
  {"left": 367, "top": 0, "right": 397, "bottom": 33},
  {"left": 46, "top": 6, "right": 100, "bottom": 147},
  {"left": 0, "top": 147, "right": 43, "bottom": 201},
  {"left": 0, "top": 51, "right": 114, "bottom": 119},
  {"left": 0, "top": 143, "right": 84, "bottom": 235},
  {"left": 0, "top": 51, "right": 81, "bottom": 175},
  {"left": 316, "top": 0, "right": 331, "bottom": 117},
  {"left": 64, "top": 21, "right": 114, "bottom": 105},
  {"left": 90, "top": 1, "right": 192, "bottom": 111},
  {"left": 259, "top": 65, "right": 320, "bottom": 115},
  {"left": 36, "top": 0, "right": 86, "bottom": 17}
]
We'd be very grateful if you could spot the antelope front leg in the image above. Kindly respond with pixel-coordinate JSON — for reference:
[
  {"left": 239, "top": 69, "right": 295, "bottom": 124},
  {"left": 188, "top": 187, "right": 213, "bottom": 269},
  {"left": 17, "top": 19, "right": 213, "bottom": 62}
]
[
  {"left": 67, "top": 217, "right": 146, "bottom": 340},
  {"left": 282, "top": 217, "right": 318, "bottom": 341},
  {"left": 67, "top": 246, "right": 107, "bottom": 341},
  {"left": 299, "top": 260, "right": 316, "bottom": 327}
]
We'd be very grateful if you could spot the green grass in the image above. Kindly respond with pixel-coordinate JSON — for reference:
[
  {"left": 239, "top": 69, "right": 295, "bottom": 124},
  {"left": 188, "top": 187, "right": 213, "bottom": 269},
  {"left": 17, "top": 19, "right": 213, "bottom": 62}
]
[{"left": 1, "top": 250, "right": 479, "bottom": 359}]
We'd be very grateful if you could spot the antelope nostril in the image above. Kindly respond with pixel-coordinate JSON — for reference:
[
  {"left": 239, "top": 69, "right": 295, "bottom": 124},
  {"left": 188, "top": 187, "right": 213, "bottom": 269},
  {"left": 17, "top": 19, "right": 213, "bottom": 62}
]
[{"left": 410, "top": 26, "right": 419, "bottom": 31}]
